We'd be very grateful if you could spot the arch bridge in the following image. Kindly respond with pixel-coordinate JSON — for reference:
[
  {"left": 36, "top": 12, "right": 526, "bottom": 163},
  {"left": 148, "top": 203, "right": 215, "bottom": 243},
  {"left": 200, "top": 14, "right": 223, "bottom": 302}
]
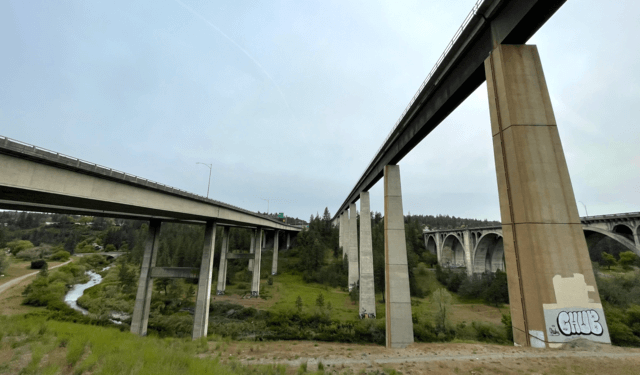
[{"left": 424, "top": 212, "right": 640, "bottom": 275}]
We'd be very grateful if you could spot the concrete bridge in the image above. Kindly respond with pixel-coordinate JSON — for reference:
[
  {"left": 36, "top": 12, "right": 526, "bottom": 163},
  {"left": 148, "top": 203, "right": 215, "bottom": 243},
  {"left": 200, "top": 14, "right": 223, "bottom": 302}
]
[
  {"left": 0, "top": 135, "right": 300, "bottom": 340},
  {"left": 423, "top": 212, "right": 640, "bottom": 275}
]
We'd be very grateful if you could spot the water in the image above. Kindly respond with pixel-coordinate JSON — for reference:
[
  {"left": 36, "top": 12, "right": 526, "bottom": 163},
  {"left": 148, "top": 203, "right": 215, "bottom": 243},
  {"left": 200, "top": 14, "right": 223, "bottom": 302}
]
[{"left": 64, "top": 270, "right": 102, "bottom": 315}]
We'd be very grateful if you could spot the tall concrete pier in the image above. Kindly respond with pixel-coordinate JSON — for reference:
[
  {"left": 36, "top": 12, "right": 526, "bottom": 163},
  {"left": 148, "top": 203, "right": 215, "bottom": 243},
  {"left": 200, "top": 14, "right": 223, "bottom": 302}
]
[
  {"left": 272, "top": 230, "right": 280, "bottom": 275},
  {"left": 348, "top": 203, "right": 360, "bottom": 291},
  {"left": 485, "top": 44, "right": 610, "bottom": 347},
  {"left": 251, "top": 227, "right": 264, "bottom": 297},
  {"left": 358, "top": 191, "right": 376, "bottom": 318},
  {"left": 216, "top": 226, "right": 230, "bottom": 295},
  {"left": 192, "top": 220, "right": 217, "bottom": 339},
  {"left": 248, "top": 230, "right": 256, "bottom": 272},
  {"left": 384, "top": 165, "right": 413, "bottom": 348},
  {"left": 339, "top": 212, "right": 346, "bottom": 257},
  {"left": 130, "top": 219, "right": 162, "bottom": 336}
]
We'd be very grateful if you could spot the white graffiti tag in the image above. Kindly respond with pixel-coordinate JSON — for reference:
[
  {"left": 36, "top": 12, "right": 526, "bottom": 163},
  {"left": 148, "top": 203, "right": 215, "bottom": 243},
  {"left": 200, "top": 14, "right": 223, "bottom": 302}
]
[{"left": 556, "top": 310, "right": 603, "bottom": 336}]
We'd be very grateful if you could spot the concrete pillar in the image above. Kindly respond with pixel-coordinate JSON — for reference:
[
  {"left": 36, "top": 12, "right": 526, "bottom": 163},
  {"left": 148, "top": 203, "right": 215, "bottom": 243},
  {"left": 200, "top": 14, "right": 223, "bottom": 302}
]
[
  {"left": 251, "top": 227, "right": 263, "bottom": 297},
  {"left": 262, "top": 230, "right": 266, "bottom": 249},
  {"left": 348, "top": 203, "right": 359, "bottom": 291},
  {"left": 486, "top": 44, "right": 610, "bottom": 348},
  {"left": 339, "top": 212, "right": 345, "bottom": 257},
  {"left": 216, "top": 226, "right": 230, "bottom": 295},
  {"left": 435, "top": 233, "right": 443, "bottom": 264},
  {"left": 192, "top": 220, "right": 217, "bottom": 340},
  {"left": 286, "top": 232, "right": 291, "bottom": 250},
  {"left": 272, "top": 230, "right": 280, "bottom": 275},
  {"left": 248, "top": 230, "right": 255, "bottom": 272},
  {"left": 359, "top": 192, "right": 376, "bottom": 318},
  {"left": 383, "top": 165, "right": 414, "bottom": 348},
  {"left": 130, "top": 219, "right": 162, "bottom": 336},
  {"left": 463, "top": 230, "right": 473, "bottom": 276}
]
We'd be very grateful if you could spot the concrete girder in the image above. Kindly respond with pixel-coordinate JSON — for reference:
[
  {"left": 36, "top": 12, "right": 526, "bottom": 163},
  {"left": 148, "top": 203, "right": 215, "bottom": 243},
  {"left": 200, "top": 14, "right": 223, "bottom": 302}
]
[{"left": 583, "top": 228, "right": 640, "bottom": 257}]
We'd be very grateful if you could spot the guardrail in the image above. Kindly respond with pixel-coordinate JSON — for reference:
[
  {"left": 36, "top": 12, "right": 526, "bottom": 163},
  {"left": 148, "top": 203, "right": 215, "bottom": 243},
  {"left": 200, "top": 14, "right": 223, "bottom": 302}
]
[{"left": 0, "top": 135, "right": 300, "bottom": 229}]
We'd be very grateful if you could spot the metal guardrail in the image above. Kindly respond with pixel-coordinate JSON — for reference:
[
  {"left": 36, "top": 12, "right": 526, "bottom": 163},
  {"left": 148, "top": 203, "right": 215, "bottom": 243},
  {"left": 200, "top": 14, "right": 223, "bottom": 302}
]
[{"left": 0, "top": 135, "right": 300, "bottom": 229}]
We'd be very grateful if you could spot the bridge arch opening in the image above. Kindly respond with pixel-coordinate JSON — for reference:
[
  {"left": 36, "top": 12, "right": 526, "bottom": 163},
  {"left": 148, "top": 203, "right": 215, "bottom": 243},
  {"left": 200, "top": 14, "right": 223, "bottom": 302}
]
[
  {"left": 473, "top": 233, "right": 504, "bottom": 273},
  {"left": 426, "top": 235, "right": 437, "bottom": 255},
  {"left": 612, "top": 224, "right": 634, "bottom": 243},
  {"left": 441, "top": 234, "right": 466, "bottom": 268},
  {"left": 583, "top": 228, "right": 639, "bottom": 263}
]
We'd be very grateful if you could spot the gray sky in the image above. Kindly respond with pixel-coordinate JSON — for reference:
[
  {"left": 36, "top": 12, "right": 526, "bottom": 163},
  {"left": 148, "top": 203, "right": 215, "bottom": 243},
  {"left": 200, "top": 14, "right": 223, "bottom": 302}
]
[{"left": 2, "top": 0, "right": 639, "bottom": 221}]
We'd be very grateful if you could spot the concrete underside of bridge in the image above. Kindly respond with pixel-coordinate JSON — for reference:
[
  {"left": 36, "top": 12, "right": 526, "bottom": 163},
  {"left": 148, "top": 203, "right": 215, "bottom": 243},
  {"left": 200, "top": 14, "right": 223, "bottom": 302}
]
[{"left": 486, "top": 44, "right": 610, "bottom": 347}]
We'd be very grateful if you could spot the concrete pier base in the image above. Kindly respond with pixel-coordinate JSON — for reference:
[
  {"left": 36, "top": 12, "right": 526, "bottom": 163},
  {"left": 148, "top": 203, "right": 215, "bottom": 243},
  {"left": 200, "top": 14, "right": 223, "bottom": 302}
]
[
  {"left": 192, "top": 220, "right": 217, "bottom": 340},
  {"left": 359, "top": 192, "right": 376, "bottom": 318},
  {"left": 348, "top": 203, "right": 359, "bottom": 291},
  {"left": 251, "top": 227, "right": 263, "bottom": 297},
  {"left": 216, "top": 226, "right": 230, "bottom": 295},
  {"left": 130, "top": 219, "right": 162, "bottom": 336},
  {"left": 485, "top": 44, "right": 610, "bottom": 347},
  {"left": 271, "top": 230, "right": 279, "bottom": 275},
  {"left": 384, "top": 165, "right": 414, "bottom": 348}
]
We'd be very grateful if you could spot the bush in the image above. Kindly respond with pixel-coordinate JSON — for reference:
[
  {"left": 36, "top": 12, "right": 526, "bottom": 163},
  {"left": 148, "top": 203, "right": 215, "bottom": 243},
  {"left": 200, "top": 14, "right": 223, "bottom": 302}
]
[
  {"left": 31, "top": 259, "right": 48, "bottom": 269},
  {"left": 7, "top": 240, "right": 34, "bottom": 255},
  {"left": 50, "top": 250, "right": 71, "bottom": 261}
]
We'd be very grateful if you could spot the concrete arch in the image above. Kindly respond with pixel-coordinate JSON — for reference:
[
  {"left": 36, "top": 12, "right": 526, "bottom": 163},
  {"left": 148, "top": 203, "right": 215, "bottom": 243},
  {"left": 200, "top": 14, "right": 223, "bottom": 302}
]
[
  {"left": 612, "top": 224, "right": 634, "bottom": 243},
  {"left": 442, "top": 234, "right": 466, "bottom": 268},
  {"left": 583, "top": 227, "right": 640, "bottom": 256},
  {"left": 473, "top": 233, "right": 505, "bottom": 273},
  {"left": 425, "top": 235, "right": 437, "bottom": 255}
]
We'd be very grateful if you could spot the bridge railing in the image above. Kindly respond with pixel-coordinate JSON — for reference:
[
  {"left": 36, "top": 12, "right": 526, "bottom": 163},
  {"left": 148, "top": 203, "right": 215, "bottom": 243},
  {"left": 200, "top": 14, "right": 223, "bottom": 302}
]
[{"left": 0, "top": 135, "right": 299, "bottom": 229}]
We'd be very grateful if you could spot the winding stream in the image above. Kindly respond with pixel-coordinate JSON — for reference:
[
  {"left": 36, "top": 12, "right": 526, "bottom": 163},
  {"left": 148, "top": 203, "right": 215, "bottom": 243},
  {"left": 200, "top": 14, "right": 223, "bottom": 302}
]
[{"left": 64, "top": 270, "right": 102, "bottom": 315}]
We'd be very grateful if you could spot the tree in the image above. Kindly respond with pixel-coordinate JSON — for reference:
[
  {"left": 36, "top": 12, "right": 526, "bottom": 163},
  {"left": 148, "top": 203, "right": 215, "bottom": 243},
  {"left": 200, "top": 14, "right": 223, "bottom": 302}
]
[
  {"left": 316, "top": 293, "right": 325, "bottom": 308},
  {"left": 602, "top": 252, "right": 617, "bottom": 270},
  {"left": 619, "top": 251, "right": 638, "bottom": 271},
  {"left": 433, "top": 288, "right": 452, "bottom": 331},
  {"left": 295, "top": 295, "right": 303, "bottom": 313}
]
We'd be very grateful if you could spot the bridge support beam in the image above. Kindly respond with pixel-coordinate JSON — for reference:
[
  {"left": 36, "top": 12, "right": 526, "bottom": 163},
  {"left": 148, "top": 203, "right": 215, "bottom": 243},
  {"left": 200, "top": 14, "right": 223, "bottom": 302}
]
[
  {"left": 339, "top": 212, "right": 346, "bottom": 258},
  {"left": 130, "top": 219, "right": 161, "bottom": 336},
  {"left": 192, "top": 220, "right": 217, "bottom": 340},
  {"left": 286, "top": 232, "right": 291, "bottom": 250},
  {"left": 251, "top": 227, "right": 263, "bottom": 297},
  {"left": 384, "top": 165, "right": 414, "bottom": 348},
  {"left": 359, "top": 191, "right": 376, "bottom": 318},
  {"left": 216, "top": 226, "right": 230, "bottom": 295},
  {"left": 463, "top": 230, "right": 473, "bottom": 276},
  {"left": 272, "top": 230, "right": 280, "bottom": 275},
  {"left": 486, "top": 44, "right": 609, "bottom": 348},
  {"left": 348, "top": 203, "right": 359, "bottom": 291}
]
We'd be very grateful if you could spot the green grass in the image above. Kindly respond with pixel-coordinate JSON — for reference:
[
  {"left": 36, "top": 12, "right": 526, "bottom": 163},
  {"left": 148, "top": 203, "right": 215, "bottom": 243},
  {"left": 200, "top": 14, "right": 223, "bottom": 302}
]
[
  {"left": 0, "top": 313, "right": 287, "bottom": 375},
  {"left": 269, "top": 274, "right": 358, "bottom": 320}
]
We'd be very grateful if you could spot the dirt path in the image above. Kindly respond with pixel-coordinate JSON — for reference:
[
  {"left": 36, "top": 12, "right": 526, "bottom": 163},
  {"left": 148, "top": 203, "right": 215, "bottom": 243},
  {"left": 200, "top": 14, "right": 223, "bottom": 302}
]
[
  {"left": 0, "top": 260, "right": 71, "bottom": 296},
  {"left": 211, "top": 339, "right": 640, "bottom": 374}
]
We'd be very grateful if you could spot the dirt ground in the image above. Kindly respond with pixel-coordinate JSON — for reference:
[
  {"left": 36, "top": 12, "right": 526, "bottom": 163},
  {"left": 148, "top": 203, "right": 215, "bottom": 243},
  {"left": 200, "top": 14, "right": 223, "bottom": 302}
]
[{"left": 210, "top": 339, "right": 640, "bottom": 374}]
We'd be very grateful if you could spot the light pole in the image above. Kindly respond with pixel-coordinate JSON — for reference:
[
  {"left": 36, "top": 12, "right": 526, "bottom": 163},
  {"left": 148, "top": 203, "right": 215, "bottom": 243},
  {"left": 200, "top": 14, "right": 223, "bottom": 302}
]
[
  {"left": 260, "top": 198, "right": 270, "bottom": 214},
  {"left": 578, "top": 201, "right": 588, "bottom": 217},
  {"left": 196, "top": 162, "right": 212, "bottom": 198}
]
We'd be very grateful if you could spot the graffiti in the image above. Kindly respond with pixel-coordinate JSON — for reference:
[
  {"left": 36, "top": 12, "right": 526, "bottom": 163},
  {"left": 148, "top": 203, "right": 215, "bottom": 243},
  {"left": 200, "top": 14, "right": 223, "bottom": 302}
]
[{"left": 556, "top": 310, "right": 603, "bottom": 336}]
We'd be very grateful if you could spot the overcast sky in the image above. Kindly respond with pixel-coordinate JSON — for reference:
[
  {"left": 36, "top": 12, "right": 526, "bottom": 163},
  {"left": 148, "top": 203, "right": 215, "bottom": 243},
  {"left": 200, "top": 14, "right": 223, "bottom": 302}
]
[{"left": 2, "top": 0, "right": 639, "bottom": 222}]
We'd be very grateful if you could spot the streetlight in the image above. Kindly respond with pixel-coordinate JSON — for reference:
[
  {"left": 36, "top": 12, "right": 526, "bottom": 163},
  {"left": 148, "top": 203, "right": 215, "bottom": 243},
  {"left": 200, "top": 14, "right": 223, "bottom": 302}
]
[
  {"left": 578, "top": 201, "right": 588, "bottom": 217},
  {"left": 260, "top": 198, "right": 270, "bottom": 214},
  {"left": 196, "top": 162, "right": 212, "bottom": 198}
]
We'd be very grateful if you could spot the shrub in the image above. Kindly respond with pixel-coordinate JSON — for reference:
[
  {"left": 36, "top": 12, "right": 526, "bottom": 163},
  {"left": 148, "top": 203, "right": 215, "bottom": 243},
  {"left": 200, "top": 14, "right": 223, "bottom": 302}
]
[
  {"left": 50, "top": 250, "right": 71, "bottom": 261},
  {"left": 7, "top": 240, "right": 34, "bottom": 255},
  {"left": 31, "top": 259, "right": 47, "bottom": 269}
]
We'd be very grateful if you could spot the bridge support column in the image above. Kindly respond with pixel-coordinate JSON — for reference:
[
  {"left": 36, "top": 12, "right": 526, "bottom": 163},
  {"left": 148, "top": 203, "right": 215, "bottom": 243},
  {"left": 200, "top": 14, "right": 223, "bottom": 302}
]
[
  {"left": 384, "top": 165, "right": 414, "bottom": 348},
  {"left": 216, "top": 226, "right": 230, "bottom": 295},
  {"left": 192, "top": 220, "right": 217, "bottom": 340},
  {"left": 339, "top": 212, "right": 346, "bottom": 258},
  {"left": 348, "top": 203, "right": 359, "bottom": 291},
  {"left": 248, "top": 230, "right": 256, "bottom": 272},
  {"left": 435, "top": 233, "right": 443, "bottom": 264},
  {"left": 130, "top": 219, "right": 161, "bottom": 336},
  {"left": 486, "top": 44, "right": 610, "bottom": 348},
  {"left": 251, "top": 227, "right": 263, "bottom": 297},
  {"left": 272, "top": 230, "right": 279, "bottom": 275},
  {"left": 286, "top": 232, "right": 291, "bottom": 250},
  {"left": 359, "top": 191, "right": 376, "bottom": 318},
  {"left": 463, "top": 230, "right": 473, "bottom": 276}
]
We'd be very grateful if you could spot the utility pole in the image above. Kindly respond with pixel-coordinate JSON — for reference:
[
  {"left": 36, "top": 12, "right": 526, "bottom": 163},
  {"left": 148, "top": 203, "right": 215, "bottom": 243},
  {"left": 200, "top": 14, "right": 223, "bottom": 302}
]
[
  {"left": 579, "top": 201, "right": 589, "bottom": 217},
  {"left": 196, "top": 162, "right": 212, "bottom": 198}
]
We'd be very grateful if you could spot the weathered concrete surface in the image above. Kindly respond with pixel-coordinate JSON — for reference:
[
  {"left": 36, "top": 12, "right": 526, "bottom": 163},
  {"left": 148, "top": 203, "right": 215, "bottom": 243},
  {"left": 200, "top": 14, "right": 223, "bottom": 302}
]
[
  {"left": 248, "top": 230, "right": 256, "bottom": 272},
  {"left": 384, "top": 165, "right": 414, "bottom": 348},
  {"left": 216, "top": 226, "right": 230, "bottom": 295},
  {"left": 251, "top": 227, "right": 263, "bottom": 297},
  {"left": 192, "top": 220, "right": 217, "bottom": 340},
  {"left": 485, "top": 44, "right": 609, "bottom": 347},
  {"left": 340, "top": 212, "right": 346, "bottom": 258},
  {"left": 150, "top": 267, "right": 199, "bottom": 279},
  {"left": 286, "top": 232, "right": 291, "bottom": 249},
  {"left": 131, "top": 219, "right": 161, "bottom": 336},
  {"left": 358, "top": 191, "right": 376, "bottom": 318},
  {"left": 272, "top": 230, "right": 280, "bottom": 275},
  {"left": 348, "top": 203, "right": 359, "bottom": 291}
]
